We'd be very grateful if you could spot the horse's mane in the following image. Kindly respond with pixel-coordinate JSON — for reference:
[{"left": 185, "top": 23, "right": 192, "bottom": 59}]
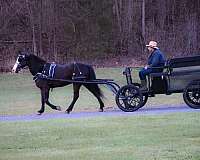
[
  {"left": 27, "top": 54, "right": 47, "bottom": 75},
  {"left": 29, "top": 54, "right": 46, "bottom": 64}
]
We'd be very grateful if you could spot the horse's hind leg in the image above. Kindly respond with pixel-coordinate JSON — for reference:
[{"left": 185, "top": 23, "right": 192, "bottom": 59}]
[
  {"left": 66, "top": 84, "right": 81, "bottom": 114},
  {"left": 84, "top": 84, "right": 104, "bottom": 112}
]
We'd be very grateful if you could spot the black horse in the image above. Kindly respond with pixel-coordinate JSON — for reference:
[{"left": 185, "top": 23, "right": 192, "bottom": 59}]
[{"left": 12, "top": 52, "right": 104, "bottom": 114}]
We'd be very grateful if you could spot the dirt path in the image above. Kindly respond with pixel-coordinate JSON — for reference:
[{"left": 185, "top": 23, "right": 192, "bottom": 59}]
[{"left": 0, "top": 105, "right": 200, "bottom": 122}]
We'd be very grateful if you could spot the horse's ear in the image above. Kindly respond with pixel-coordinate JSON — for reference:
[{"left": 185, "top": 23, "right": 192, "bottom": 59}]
[
  {"left": 17, "top": 50, "right": 27, "bottom": 56},
  {"left": 25, "top": 53, "right": 31, "bottom": 59},
  {"left": 17, "top": 50, "right": 22, "bottom": 55}
]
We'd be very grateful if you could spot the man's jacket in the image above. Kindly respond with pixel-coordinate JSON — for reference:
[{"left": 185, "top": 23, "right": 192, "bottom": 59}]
[{"left": 148, "top": 49, "right": 166, "bottom": 67}]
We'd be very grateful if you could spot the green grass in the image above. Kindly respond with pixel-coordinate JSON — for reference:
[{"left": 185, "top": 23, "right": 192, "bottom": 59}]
[
  {"left": 0, "top": 68, "right": 185, "bottom": 115},
  {"left": 0, "top": 68, "right": 199, "bottom": 160},
  {"left": 0, "top": 113, "right": 200, "bottom": 160}
]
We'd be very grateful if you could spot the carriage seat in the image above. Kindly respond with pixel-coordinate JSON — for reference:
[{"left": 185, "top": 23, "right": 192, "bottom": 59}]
[
  {"left": 148, "top": 65, "right": 168, "bottom": 78},
  {"left": 148, "top": 70, "right": 168, "bottom": 87},
  {"left": 148, "top": 54, "right": 200, "bottom": 77},
  {"left": 148, "top": 70, "right": 168, "bottom": 94},
  {"left": 148, "top": 71, "right": 168, "bottom": 77},
  {"left": 147, "top": 66, "right": 168, "bottom": 94},
  {"left": 149, "top": 55, "right": 200, "bottom": 77},
  {"left": 167, "top": 55, "right": 200, "bottom": 68},
  {"left": 166, "top": 55, "right": 200, "bottom": 76}
]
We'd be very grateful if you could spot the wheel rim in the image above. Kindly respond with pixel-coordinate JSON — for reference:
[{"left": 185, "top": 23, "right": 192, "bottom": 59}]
[
  {"left": 185, "top": 86, "right": 200, "bottom": 105},
  {"left": 132, "top": 83, "right": 148, "bottom": 107},
  {"left": 117, "top": 85, "right": 142, "bottom": 111}
]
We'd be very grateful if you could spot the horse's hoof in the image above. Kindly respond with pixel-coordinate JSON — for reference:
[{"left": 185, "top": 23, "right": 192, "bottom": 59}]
[
  {"left": 56, "top": 106, "right": 61, "bottom": 111},
  {"left": 37, "top": 110, "right": 44, "bottom": 115},
  {"left": 65, "top": 110, "right": 71, "bottom": 114},
  {"left": 37, "top": 112, "right": 42, "bottom": 115},
  {"left": 99, "top": 108, "right": 104, "bottom": 112}
]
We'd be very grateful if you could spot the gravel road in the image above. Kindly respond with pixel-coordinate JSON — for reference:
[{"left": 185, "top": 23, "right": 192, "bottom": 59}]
[{"left": 0, "top": 105, "right": 200, "bottom": 122}]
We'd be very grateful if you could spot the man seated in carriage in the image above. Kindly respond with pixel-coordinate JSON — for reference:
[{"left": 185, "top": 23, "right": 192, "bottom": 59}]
[{"left": 139, "top": 41, "right": 166, "bottom": 90}]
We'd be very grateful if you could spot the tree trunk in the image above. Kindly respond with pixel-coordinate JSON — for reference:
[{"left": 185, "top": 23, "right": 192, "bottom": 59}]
[
  {"left": 142, "top": 0, "right": 145, "bottom": 40},
  {"left": 39, "top": 0, "right": 43, "bottom": 56},
  {"left": 26, "top": 0, "right": 37, "bottom": 55},
  {"left": 53, "top": 1, "right": 57, "bottom": 61}
]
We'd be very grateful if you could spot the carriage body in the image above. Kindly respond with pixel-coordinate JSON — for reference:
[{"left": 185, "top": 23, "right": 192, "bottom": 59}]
[{"left": 116, "top": 55, "right": 200, "bottom": 112}]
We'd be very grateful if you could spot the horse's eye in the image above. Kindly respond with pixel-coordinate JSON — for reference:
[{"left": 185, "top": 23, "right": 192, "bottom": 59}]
[
  {"left": 18, "top": 57, "right": 22, "bottom": 62},
  {"left": 18, "top": 55, "right": 25, "bottom": 61}
]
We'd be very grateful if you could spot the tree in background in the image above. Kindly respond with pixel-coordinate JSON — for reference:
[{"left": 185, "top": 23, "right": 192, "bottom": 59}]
[{"left": 0, "top": 0, "right": 200, "bottom": 71}]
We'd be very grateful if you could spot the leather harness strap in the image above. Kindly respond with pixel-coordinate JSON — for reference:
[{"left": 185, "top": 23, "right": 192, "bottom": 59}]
[
  {"left": 73, "top": 62, "right": 82, "bottom": 76},
  {"left": 42, "top": 63, "right": 57, "bottom": 78}
]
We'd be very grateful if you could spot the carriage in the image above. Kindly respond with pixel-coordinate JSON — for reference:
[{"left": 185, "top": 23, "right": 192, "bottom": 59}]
[
  {"left": 13, "top": 53, "right": 200, "bottom": 114},
  {"left": 115, "top": 55, "right": 200, "bottom": 112}
]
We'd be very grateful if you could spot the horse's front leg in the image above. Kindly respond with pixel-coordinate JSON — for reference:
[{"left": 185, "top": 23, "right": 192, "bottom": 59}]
[
  {"left": 66, "top": 84, "right": 81, "bottom": 114},
  {"left": 45, "top": 88, "right": 61, "bottom": 111},
  {"left": 37, "top": 88, "right": 46, "bottom": 115}
]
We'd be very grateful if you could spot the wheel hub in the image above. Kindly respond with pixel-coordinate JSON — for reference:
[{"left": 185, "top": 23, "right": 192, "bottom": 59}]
[{"left": 193, "top": 92, "right": 200, "bottom": 99}]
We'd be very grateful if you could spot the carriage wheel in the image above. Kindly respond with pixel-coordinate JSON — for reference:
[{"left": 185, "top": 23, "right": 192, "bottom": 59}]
[
  {"left": 115, "top": 85, "right": 143, "bottom": 112},
  {"left": 183, "top": 81, "right": 200, "bottom": 109},
  {"left": 132, "top": 83, "right": 148, "bottom": 108}
]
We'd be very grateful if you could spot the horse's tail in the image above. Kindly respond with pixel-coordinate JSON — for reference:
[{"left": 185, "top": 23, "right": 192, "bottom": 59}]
[{"left": 88, "top": 65, "right": 104, "bottom": 98}]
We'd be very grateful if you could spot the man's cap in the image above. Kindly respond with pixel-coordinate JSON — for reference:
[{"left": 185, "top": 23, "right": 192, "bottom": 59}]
[{"left": 146, "top": 41, "right": 159, "bottom": 49}]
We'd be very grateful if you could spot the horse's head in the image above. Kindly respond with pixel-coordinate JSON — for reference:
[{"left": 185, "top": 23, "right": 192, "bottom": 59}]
[{"left": 12, "top": 53, "right": 29, "bottom": 73}]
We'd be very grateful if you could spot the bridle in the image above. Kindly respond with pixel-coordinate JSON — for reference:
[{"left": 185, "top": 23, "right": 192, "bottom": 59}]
[{"left": 13, "top": 55, "right": 28, "bottom": 72}]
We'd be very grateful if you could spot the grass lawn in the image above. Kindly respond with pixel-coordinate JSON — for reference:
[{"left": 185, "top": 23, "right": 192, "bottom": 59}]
[
  {"left": 0, "top": 68, "right": 199, "bottom": 160},
  {"left": 0, "top": 112, "right": 200, "bottom": 160},
  {"left": 0, "top": 68, "right": 185, "bottom": 115}
]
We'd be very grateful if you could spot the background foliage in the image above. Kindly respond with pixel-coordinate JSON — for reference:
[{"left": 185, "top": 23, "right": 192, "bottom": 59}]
[{"left": 0, "top": 0, "right": 200, "bottom": 71}]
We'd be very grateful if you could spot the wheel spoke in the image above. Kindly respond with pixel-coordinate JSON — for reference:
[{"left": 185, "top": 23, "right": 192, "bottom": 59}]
[{"left": 116, "top": 85, "right": 143, "bottom": 112}]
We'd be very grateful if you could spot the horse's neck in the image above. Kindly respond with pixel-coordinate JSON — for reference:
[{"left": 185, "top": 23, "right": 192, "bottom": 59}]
[{"left": 28, "top": 55, "right": 46, "bottom": 76}]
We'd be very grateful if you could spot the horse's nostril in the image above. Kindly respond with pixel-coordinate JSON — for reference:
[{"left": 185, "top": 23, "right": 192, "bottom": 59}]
[{"left": 12, "top": 69, "right": 17, "bottom": 73}]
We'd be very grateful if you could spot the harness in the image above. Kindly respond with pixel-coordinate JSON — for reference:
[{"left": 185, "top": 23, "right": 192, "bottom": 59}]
[
  {"left": 72, "top": 62, "right": 86, "bottom": 80},
  {"left": 33, "top": 62, "right": 86, "bottom": 81},
  {"left": 33, "top": 63, "right": 57, "bottom": 81},
  {"left": 46, "top": 63, "right": 56, "bottom": 78}
]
